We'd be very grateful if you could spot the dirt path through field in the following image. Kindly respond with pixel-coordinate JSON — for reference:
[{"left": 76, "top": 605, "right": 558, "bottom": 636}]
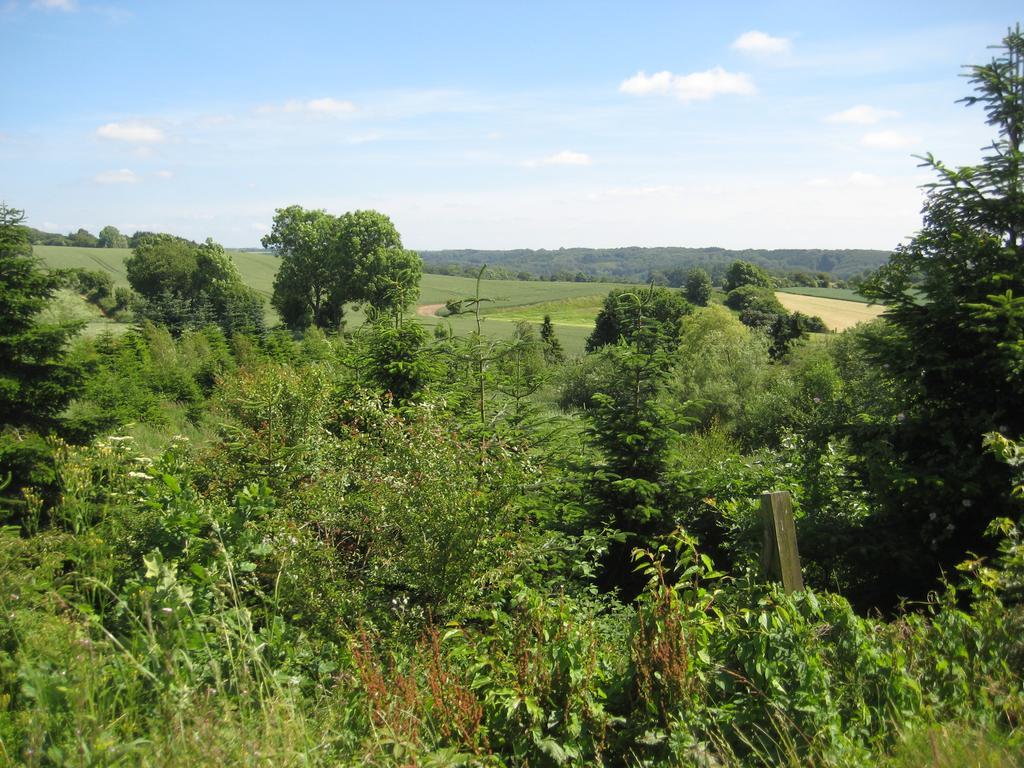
[{"left": 416, "top": 303, "right": 445, "bottom": 318}]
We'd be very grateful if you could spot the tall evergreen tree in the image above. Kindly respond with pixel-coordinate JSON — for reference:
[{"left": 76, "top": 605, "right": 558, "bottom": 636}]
[
  {"left": 0, "top": 204, "right": 82, "bottom": 429},
  {"left": 539, "top": 314, "right": 565, "bottom": 364},
  {"left": 0, "top": 203, "right": 83, "bottom": 514},
  {"left": 858, "top": 28, "right": 1024, "bottom": 602}
]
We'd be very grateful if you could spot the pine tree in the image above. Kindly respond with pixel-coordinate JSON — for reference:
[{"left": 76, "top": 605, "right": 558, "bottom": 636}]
[
  {"left": 1, "top": 203, "right": 83, "bottom": 516},
  {"left": 540, "top": 314, "right": 565, "bottom": 364},
  {"left": 0, "top": 203, "right": 82, "bottom": 429},
  {"left": 858, "top": 28, "right": 1024, "bottom": 602}
]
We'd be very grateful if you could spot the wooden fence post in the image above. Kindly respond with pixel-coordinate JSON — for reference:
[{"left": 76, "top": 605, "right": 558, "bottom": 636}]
[{"left": 759, "top": 491, "right": 804, "bottom": 593}]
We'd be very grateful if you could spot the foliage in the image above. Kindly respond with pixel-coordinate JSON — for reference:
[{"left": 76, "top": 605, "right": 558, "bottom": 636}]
[
  {"left": 127, "top": 234, "right": 264, "bottom": 337},
  {"left": 539, "top": 314, "right": 566, "bottom": 364},
  {"left": 0, "top": 204, "right": 84, "bottom": 431},
  {"left": 421, "top": 245, "right": 889, "bottom": 283},
  {"left": 586, "top": 285, "right": 691, "bottom": 353},
  {"left": 4, "top": 33, "right": 1024, "bottom": 767},
  {"left": 0, "top": 203, "right": 83, "bottom": 516},
  {"left": 263, "top": 206, "right": 422, "bottom": 331},
  {"left": 669, "top": 305, "right": 772, "bottom": 431},
  {"left": 724, "top": 283, "right": 782, "bottom": 314},
  {"left": 358, "top": 320, "right": 438, "bottom": 405},
  {"left": 857, "top": 27, "right": 1024, "bottom": 601},
  {"left": 684, "top": 267, "right": 713, "bottom": 306},
  {"left": 98, "top": 225, "right": 128, "bottom": 249},
  {"left": 723, "top": 260, "right": 774, "bottom": 292}
]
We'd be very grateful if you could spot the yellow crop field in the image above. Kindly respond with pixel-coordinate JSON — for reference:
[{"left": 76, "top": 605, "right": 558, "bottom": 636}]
[{"left": 775, "top": 292, "right": 884, "bottom": 331}]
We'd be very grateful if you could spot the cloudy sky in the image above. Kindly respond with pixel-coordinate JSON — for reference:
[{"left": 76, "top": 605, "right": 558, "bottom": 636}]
[{"left": 1, "top": 1, "right": 1020, "bottom": 250}]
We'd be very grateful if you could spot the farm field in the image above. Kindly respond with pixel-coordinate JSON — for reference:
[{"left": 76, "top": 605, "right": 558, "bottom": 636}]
[
  {"left": 35, "top": 245, "right": 629, "bottom": 353},
  {"left": 34, "top": 245, "right": 884, "bottom": 346},
  {"left": 776, "top": 292, "right": 885, "bottom": 330},
  {"left": 776, "top": 286, "right": 872, "bottom": 303}
]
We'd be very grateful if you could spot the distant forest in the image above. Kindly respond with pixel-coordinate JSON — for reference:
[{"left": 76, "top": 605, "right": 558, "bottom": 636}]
[
  {"left": 25, "top": 221, "right": 891, "bottom": 285},
  {"left": 420, "top": 246, "right": 891, "bottom": 283}
]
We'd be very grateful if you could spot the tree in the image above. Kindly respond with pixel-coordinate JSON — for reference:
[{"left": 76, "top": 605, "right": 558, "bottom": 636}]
[
  {"left": 684, "top": 268, "right": 712, "bottom": 306},
  {"left": 340, "top": 210, "right": 421, "bottom": 320},
  {"left": 126, "top": 234, "right": 264, "bottom": 337},
  {"left": 540, "top": 314, "right": 565, "bottom": 364},
  {"left": 856, "top": 27, "right": 1024, "bottom": 602},
  {"left": 0, "top": 203, "right": 83, "bottom": 428},
  {"left": 98, "top": 225, "right": 128, "bottom": 248},
  {"left": 68, "top": 228, "right": 99, "bottom": 248},
  {"left": 263, "top": 206, "right": 422, "bottom": 330},
  {"left": 584, "top": 290, "right": 697, "bottom": 596},
  {"left": 0, "top": 204, "right": 83, "bottom": 513},
  {"left": 586, "top": 286, "right": 691, "bottom": 353},
  {"left": 125, "top": 234, "right": 199, "bottom": 297},
  {"left": 263, "top": 206, "right": 345, "bottom": 330},
  {"left": 723, "top": 284, "right": 782, "bottom": 314},
  {"left": 723, "top": 260, "right": 773, "bottom": 292}
]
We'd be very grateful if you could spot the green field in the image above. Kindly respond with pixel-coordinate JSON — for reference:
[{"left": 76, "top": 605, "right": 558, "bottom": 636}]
[
  {"left": 40, "top": 288, "right": 131, "bottom": 337},
  {"left": 480, "top": 295, "right": 608, "bottom": 326},
  {"left": 35, "top": 246, "right": 896, "bottom": 350},
  {"left": 418, "top": 274, "right": 634, "bottom": 309},
  {"left": 34, "top": 246, "right": 627, "bottom": 355},
  {"left": 776, "top": 286, "right": 872, "bottom": 303}
]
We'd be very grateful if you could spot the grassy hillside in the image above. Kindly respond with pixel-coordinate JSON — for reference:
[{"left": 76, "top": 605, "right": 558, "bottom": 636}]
[
  {"left": 34, "top": 246, "right": 630, "bottom": 353},
  {"left": 35, "top": 245, "right": 134, "bottom": 286},
  {"left": 35, "top": 245, "right": 882, "bottom": 350},
  {"left": 40, "top": 288, "right": 131, "bottom": 337}
]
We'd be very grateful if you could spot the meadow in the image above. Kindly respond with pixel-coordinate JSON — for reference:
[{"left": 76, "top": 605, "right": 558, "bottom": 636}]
[
  {"left": 35, "top": 245, "right": 636, "bottom": 353},
  {"left": 36, "top": 245, "right": 885, "bottom": 350}
]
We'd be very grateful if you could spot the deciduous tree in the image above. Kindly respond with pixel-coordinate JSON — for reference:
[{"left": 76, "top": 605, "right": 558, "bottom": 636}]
[
  {"left": 263, "top": 206, "right": 422, "bottom": 330},
  {"left": 684, "top": 267, "right": 712, "bottom": 306},
  {"left": 723, "top": 260, "right": 773, "bottom": 292}
]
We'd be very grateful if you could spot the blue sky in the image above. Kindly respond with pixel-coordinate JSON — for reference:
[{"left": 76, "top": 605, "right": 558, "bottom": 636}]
[{"left": 1, "top": 1, "right": 1020, "bottom": 250}]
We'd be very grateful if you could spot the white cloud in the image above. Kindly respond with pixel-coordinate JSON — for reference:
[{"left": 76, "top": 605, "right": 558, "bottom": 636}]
[
  {"left": 32, "top": 0, "right": 76, "bottom": 10},
  {"left": 306, "top": 97, "right": 356, "bottom": 115},
  {"left": 155, "top": 170, "right": 174, "bottom": 179},
  {"left": 620, "top": 67, "right": 755, "bottom": 103},
  {"left": 96, "top": 121, "right": 165, "bottom": 143},
  {"left": 94, "top": 168, "right": 139, "bottom": 184},
  {"left": 825, "top": 105, "right": 899, "bottom": 125},
  {"left": 525, "top": 150, "right": 593, "bottom": 168},
  {"left": 731, "top": 31, "right": 791, "bottom": 56},
  {"left": 861, "top": 130, "right": 920, "bottom": 149},
  {"left": 806, "top": 172, "right": 887, "bottom": 188},
  {"left": 847, "top": 171, "right": 885, "bottom": 187},
  {"left": 257, "top": 97, "right": 357, "bottom": 116}
]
